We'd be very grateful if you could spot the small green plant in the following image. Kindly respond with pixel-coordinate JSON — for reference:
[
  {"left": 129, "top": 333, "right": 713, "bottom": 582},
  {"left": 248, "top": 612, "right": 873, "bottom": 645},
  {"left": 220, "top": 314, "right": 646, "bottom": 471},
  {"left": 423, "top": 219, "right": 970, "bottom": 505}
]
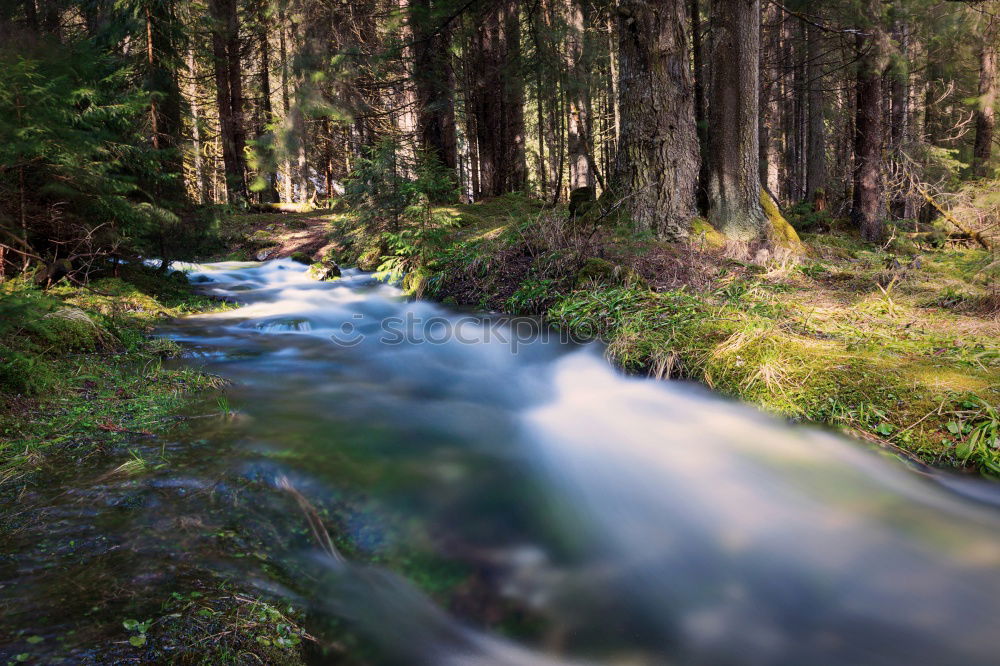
[
  {"left": 123, "top": 618, "right": 152, "bottom": 647},
  {"left": 946, "top": 397, "right": 1000, "bottom": 474}
]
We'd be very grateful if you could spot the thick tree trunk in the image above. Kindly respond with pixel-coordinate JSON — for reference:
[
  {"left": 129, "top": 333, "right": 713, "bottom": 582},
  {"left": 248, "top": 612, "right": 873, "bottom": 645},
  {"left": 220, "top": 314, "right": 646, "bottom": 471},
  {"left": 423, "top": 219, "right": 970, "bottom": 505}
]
[
  {"left": 467, "top": 0, "right": 526, "bottom": 197},
  {"left": 566, "top": 0, "right": 593, "bottom": 192},
  {"left": 851, "top": 3, "right": 888, "bottom": 243},
  {"left": 805, "top": 22, "right": 827, "bottom": 208},
  {"left": 706, "top": 0, "right": 767, "bottom": 241},
  {"left": 411, "top": 0, "right": 459, "bottom": 178},
  {"left": 613, "top": 0, "right": 699, "bottom": 239},
  {"left": 973, "top": 11, "right": 997, "bottom": 178},
  {"left": 209, "top": 0, "right": 247, "bottom": 204}
]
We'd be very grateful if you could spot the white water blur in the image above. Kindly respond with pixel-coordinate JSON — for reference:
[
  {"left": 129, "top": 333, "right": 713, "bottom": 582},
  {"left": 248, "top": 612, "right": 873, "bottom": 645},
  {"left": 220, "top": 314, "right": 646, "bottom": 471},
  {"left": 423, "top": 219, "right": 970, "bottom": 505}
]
[{"left": 171, "top": 259, "right": 1000, "bottom": 666}]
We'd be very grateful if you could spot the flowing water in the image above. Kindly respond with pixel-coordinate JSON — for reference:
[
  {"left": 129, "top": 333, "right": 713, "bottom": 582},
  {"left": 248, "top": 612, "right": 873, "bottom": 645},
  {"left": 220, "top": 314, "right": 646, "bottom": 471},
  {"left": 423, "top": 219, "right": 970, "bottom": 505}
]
[{"left": 3, "top": 258, "right": 1000, "bottom": 665}]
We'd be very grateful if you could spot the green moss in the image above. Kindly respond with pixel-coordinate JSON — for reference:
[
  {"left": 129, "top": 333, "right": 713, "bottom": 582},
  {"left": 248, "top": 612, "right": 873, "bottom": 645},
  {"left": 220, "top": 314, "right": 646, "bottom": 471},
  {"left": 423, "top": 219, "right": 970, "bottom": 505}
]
[
  {"left": 760, "top": 188, "right": 804, "bottom": 250},
  {"left": 289, "top": 251, "right": 312, "bottom": 265},
  {"left": 690, "top": 217, "right": 727, "bottom": 248}
]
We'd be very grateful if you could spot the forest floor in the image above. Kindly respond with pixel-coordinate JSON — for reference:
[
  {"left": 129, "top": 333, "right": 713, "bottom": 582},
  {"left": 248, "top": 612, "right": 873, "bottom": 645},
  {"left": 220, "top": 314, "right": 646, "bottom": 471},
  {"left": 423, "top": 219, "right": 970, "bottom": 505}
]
[{"left": 215, "top": 195, "right": 1000, "bottom": 477}]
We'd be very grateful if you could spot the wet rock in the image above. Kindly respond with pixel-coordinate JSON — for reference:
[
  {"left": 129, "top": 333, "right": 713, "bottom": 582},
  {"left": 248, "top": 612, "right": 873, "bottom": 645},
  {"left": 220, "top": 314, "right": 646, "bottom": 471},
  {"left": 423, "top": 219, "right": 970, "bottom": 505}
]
[
  {"left": 308, "top": 260, "right": 342, "bottom": 281},
  {"left": 290, "top": 251, "right": 313, "bottom": 265}
]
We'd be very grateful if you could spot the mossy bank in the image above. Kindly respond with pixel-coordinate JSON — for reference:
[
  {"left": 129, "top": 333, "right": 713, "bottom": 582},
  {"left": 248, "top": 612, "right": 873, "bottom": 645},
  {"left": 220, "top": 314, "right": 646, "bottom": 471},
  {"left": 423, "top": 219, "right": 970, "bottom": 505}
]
[{"left": 0, "top": 264, "right": 313, "bottom": 664}]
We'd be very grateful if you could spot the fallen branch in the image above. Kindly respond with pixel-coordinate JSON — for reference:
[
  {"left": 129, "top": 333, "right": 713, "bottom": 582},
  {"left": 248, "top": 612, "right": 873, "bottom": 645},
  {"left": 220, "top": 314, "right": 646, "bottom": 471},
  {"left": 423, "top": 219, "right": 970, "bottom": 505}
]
[{"left": 915, "top": 185, "right": 992, "bottom": 250}]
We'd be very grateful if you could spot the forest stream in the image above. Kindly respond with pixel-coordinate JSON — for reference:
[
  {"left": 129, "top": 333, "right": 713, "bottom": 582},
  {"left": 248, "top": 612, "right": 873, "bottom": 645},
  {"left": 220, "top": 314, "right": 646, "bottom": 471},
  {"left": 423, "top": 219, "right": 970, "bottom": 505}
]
[{"left": 4, "top": 258, "right": 1000, "bottom": 665}]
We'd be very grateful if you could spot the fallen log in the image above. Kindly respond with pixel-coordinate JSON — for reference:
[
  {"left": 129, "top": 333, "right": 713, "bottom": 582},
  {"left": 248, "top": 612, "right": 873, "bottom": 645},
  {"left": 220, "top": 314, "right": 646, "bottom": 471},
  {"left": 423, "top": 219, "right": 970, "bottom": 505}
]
[{"left": 915, "top": 185, "right": 993, "bottom": 250}]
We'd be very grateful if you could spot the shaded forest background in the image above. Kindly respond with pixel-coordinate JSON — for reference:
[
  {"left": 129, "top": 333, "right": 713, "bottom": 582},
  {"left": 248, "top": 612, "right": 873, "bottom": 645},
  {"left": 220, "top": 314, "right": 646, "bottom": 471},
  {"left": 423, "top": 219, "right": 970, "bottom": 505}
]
[{"left": 1, "top": 0, "right": 999, "bottom": 279}]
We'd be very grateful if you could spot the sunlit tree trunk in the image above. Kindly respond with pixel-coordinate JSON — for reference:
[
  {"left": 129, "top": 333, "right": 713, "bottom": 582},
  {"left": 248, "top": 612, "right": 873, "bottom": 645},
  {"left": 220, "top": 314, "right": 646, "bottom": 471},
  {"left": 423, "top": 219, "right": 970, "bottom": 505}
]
[
  {"left": 973, "top": 9, "right": 997, "bottom": 178},
  {"left": 706, "top": 0, "right": 766, "bottom": 241},
  {"left": 566, "top": 0, "right": 593, "bottom": 192},
  {"left": 851, "top": 0, "right": 889, "bottom": 243},
  {"left": 613, "top": 0, "right": 699, "bottom": 239}
]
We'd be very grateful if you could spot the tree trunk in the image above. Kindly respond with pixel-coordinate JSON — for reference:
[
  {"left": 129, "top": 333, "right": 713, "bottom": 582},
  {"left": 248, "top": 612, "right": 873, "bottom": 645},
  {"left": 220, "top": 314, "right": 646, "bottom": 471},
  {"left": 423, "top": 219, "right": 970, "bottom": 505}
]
[
  {"left": 257, "top": 2, "right": 278, "bottom": 203},
  {"left": 706, "top": 0, "right": 766, "bottom": 241},
  {"left": 411, "top": 0, "right": 459, "bottom": 179},
  {"left": 973, "top": 9, "right": 997, "bottom": 178},
  {"left": 278, "top": 0, "right": 292, "bottom": 202},
  {"left": 613, "top": 0, "right": 699, "bottom": 239},
  {"left": 186, "top": 47, "right": 207, "bottom": 204},
  {"left": 467, "top": 0, "right": 526, "bottom": 197},
  {"left": 144, "top": 0, "right": 184, "bottom": 201},
  {"left": 566, "top": 0, "right": 593, "bottom": 192},
  {"left": 209, "top": 0, "right": 247, "bottom": 204},
  {"left": 805, "top": 22, "right": 827, "bottom": 209},
  {"left": 851, "top": 2, "right": 888, "bottom": 243},
  {"left": 758, "top": 0, "right": 781, "bottom": 198},
  {"left": 691, "top": 0, "right": 709, "bottom": 212}
]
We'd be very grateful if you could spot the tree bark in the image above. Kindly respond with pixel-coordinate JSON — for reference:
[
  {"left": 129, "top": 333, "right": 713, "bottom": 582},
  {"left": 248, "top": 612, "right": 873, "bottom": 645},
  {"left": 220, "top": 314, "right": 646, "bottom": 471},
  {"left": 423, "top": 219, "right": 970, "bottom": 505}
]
[
  {"left": 851, "top": 1, "right": 889, "bottom": 243},
  {"left": 566, "top": 0, "right": 593, "bottom": 192},
  {"left": 613, "top": 0, "right": 699, "bottom": 239},
  {"left": 411, "top": 0, "right": 459, "bottom": 179},
  {"left": 144, "top": 0, "right": 184, "bottom": 200},
  {"left": 973, "top": 8, "right": 997, "bottom": 178},
  {"left": 257, "top": 1, "right": 278, "bottom": 203},
  {"left": 467, "top": 0, "right": 526, "bottom": 197},
  {"left": 805, "top": 22, "right": 827, "bottom": 208},
  {"left": 186, "top": 47, "right": 207, "bottom": 204},
  {"left": 691, "top": 0, "right": 709, "bottom": 212},
  {"left": 209, "top": 0, "right": 248, "bottom": 204},
  {"left": 706, "top": 0, "right": 767, "bottom": 241},
  {"left": 758, "top": 0, "right": 781, "bottom": 198}
]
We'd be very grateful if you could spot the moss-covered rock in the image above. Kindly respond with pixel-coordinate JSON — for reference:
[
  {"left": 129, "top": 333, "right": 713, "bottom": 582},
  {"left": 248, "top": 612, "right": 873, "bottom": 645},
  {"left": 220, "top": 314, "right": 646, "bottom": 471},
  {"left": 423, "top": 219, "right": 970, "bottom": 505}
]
[
  {"left": 289, "top": 251, "right": 313, "bottom": 265},
  {"left": 308, "top": 260, "right": 341, "bottom": 281}
]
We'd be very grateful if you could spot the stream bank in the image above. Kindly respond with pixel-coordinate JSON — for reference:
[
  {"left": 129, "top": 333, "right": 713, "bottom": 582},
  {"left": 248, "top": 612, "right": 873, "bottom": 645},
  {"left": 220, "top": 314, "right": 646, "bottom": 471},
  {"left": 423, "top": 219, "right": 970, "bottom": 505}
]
[{"left": 273, "top": 194, "right": 997, "bottom": 476}]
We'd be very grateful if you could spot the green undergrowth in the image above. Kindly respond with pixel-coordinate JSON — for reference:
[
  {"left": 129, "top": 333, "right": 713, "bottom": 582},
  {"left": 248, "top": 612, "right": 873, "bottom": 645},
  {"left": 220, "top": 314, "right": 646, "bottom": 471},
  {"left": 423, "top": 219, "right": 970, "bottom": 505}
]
[
  {"left": 0, "top": 264, "right": 228, "bottom": 484},
  {"left": 313, "top": 193, "right": 999, "bottom": 475}
]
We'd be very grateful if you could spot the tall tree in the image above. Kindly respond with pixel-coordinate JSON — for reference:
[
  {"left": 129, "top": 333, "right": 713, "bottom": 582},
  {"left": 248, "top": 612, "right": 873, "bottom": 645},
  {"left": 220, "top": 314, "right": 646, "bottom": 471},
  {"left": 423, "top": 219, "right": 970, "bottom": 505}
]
[
  {"left": 411, "top": 0, "right": 459, "bottom": 178},
  {"left": 255, "top": 0, "right": 279, "bottom": 202},
  {"left": 143, "top": 0, "right": 184, "bottom": 200},
  {"left": 467, "top": 0, "right": 526, "bottom": 198},
  {"left": 851, "top": 0, "right": 889, "bottom": 243},
  {"left": 705, "top": 0, "right": 767, "bottom": 241},
  {"left": 805, "top": 22, "right": 827, "bottom": 209},
  {"left": 566, "top": 0, "right": 594, "bottom": 192},
  {"left": 208, "top": 0, "right": 247, "bottom": 204},
  {"left": 612, "top": 0, "right": 699, "bottom": 239},
  {"left": 973, "top": 5, "right": 997, "bottom": 178}
]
